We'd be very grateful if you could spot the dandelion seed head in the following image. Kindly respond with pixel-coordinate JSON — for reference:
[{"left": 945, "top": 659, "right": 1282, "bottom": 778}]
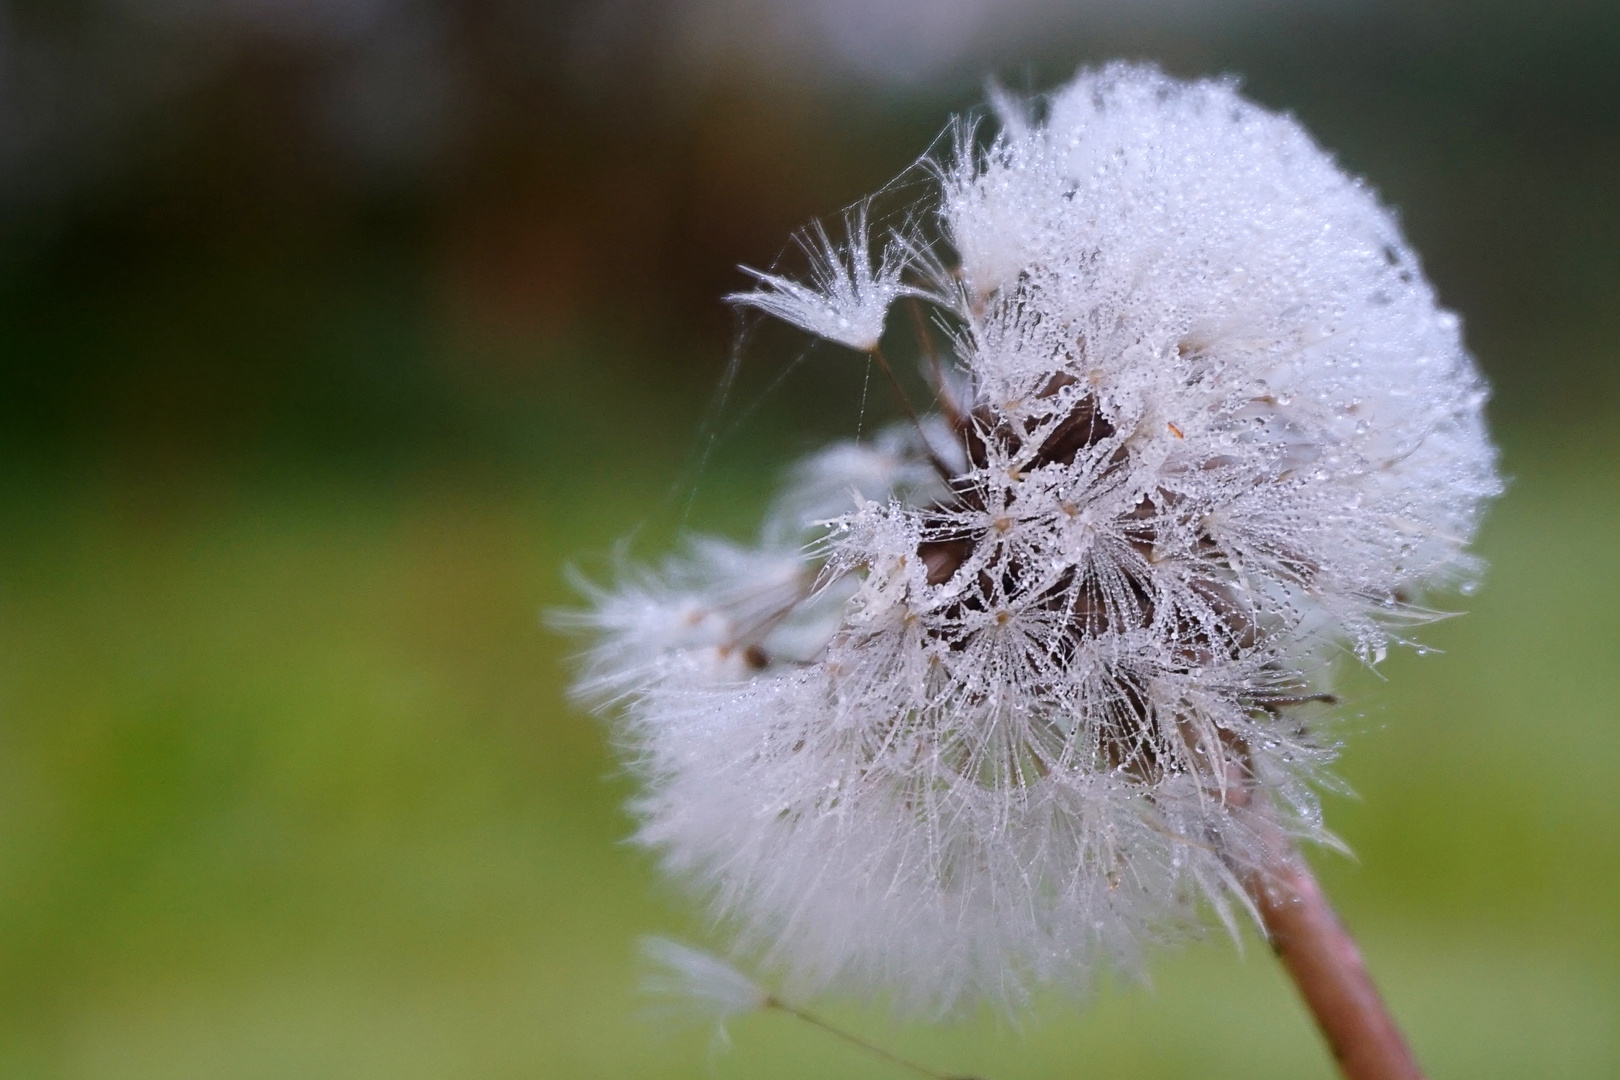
[{"left": 568, "top": 63, "right": 1500, "bottom": 1016}]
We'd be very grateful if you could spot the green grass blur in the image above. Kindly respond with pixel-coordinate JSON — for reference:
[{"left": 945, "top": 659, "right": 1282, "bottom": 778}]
[{"left": 0, "top": 356, "right": 1614, "bottom": 1079}]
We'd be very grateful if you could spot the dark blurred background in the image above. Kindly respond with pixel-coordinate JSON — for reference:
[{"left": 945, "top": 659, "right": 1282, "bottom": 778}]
[{"left": 0, "top": 2, "right": 1615, "bottom": 1077}]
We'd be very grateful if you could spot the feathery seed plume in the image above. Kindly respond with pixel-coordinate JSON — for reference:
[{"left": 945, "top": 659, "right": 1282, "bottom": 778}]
[
  {"left": 640, "top": 936, "right": 771, "bottom": 1037},
  {"left": 728, "top": 203, "right": 920, "bottom": 353}
]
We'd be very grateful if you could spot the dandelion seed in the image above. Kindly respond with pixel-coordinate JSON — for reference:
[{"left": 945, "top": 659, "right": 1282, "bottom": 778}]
[
  {"left": 639, "top": 936, "right": 770, "bottom": 1043},
  {"left": 639, "top": 938, "right": 986, "bottom": 1080},
  {"left": 728, "top": 203, "right": 918, "bottom": 352}
]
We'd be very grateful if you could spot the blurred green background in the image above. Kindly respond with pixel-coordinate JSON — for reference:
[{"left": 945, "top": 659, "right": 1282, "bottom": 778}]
[{"left": 0, "top": 1, "right": 1616, "bottom": 1077}]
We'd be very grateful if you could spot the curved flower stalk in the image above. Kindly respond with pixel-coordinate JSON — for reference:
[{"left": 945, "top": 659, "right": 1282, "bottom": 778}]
[{"left": 567, "top": 63, "right": 1500, "bottom": 1078}]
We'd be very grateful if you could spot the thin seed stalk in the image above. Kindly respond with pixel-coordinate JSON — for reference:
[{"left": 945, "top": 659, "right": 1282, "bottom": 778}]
[{"left": 766, "top": 998, "right": 986, "bottom": 1080}]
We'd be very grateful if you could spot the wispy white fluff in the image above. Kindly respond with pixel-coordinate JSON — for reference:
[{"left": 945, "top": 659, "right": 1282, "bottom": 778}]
[
  {"left": 769, "top": 419, "right": 956, "bottom": 537},
  {"left": 570, "top": 64, "right": 1501, "bottom": 1017},
  {"left": 728, "top": 204, "right": 917, "bottom": 352},
  {"left": 640, "top": 936, "right": 770, "bottom": 1039}
]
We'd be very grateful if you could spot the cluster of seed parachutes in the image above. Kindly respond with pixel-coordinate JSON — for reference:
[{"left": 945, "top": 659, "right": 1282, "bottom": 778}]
[{"left": 568, "top": 63, "right": 1500, "bottom": 1015}]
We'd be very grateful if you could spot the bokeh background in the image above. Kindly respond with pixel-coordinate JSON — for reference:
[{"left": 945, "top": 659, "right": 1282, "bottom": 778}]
[{"left": 0, "top": 1, "right": 1616, "bottom": 1077}]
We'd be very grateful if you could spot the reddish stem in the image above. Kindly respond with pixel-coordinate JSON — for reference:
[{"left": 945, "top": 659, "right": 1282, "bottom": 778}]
[{"left": 1248, "top": 846, "right": 1426, "bottom": 1080}]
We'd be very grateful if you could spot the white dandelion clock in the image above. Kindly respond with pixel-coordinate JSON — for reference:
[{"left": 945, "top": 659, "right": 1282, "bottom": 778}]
[{"left": 569, "top": 63, "right": 1500, "bottom": 1079}]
